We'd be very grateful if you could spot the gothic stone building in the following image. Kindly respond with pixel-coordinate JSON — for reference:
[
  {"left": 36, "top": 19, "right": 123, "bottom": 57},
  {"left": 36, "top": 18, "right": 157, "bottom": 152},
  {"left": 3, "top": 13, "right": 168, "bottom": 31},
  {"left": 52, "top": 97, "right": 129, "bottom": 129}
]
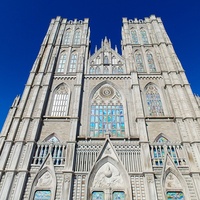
[{"left": 0, "top": 15, "right": 200, "bottom": 200}]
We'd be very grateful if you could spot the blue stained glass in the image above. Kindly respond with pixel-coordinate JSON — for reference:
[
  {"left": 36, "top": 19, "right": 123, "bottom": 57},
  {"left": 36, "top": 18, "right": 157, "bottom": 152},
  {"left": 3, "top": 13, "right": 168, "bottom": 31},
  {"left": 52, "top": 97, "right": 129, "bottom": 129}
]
[
  {"left": 92, "top": 192, "right": 104, "bottom": 200},
  {"left": 96, "top": 110, "right": 99, "bottom": 115},
  {"left": 113, "top": 192, "right": 125, "bottom": 200},
  {"left": 99, "top": 109, "right": 103, "bottom": 115},
  {"left": 34, "top": 190, "right": 51, "bottom": 200},
  {"left": 167, "top": 191, "right": 184, "bottom": 200}
]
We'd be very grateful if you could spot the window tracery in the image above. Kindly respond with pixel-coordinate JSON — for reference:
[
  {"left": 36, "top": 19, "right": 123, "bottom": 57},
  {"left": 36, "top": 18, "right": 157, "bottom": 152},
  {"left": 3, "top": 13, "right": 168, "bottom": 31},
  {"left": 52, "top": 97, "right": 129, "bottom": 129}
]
[
  {"left": 145, "top": 84, "right": 164, "bottom": 116},
  {"left": 51, "top": 84, "right": 69, "bottom": 117},
  {"left": 57, "top": 54, "right": 67, "bottom": 73},
  {"left": 135, "top": 53, "right": 144, "bottom": 72},
  {"left": 147, "top": 53, "right": 156, "bottom": 72},
  {"left": 73, "top": 30, "right": 81, "bottom": 45},
  {"left": 140, "top": 29, "right": 149, "bottom": 44},
  {"left": 166, "top": 191, "right": 184, "bottom": 200},
  {"left": 90, "top": 84, "right": 125, "bottom": 137},
  {"left": 69, "top": 54, "right": 77, "bottom": 72},
  {"left": 63, "top": 29, "right": 71, "bottom": 45},
  {"left": 131, "top": 30, "right": 139, "bottom": 44}
]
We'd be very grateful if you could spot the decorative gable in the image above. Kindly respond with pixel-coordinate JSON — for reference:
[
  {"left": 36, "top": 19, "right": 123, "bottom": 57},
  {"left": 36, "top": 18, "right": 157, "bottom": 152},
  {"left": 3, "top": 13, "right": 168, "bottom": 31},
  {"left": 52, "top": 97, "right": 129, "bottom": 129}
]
[{"left": 88, "top": 37, "right": 126, "bottom": 74}]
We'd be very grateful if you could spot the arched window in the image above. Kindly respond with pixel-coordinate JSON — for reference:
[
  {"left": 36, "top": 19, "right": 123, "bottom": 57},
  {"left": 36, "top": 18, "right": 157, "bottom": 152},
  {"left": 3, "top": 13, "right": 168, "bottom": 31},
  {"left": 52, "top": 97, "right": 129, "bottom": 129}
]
[
  {"left": 63, "top": 29, "right": 71, "bottom": 45},
  {"left": 73, "top": 30, "right": 81, "bottom": 45},
  {"left": 104, "top": 55, "right": 109, "bottom": 64},
  {"left": 147, "top": 53, "right": 156, "bottom": 72},
  {"left": 57, "top": 54, "right": 67, "bottom": 73},
  {"left": 90, "top": 84, "right": 125, "bottom": 137},
  {"left": 51, "top": 84, "right": 69, "bottom": 116},
  {"left": 112, "top": 56, "right": 117, "bottom": 64},
  {"left": 135, "top": 53, "right": 144, "bottom": 72},
  {"left": 96, "top": 56, "right": 101, "bottom": 64},
  {"left": 69, "top": 54, "right": 77, "bottom": 72},
  {"left": 34, "top": 190, "right": 51, "bottom": 200},
  {"left": 131, "top": 30, "right": 139, "bottom": 44},
  {"left": 89, "top": 67, "right": 95, "bottom": 74},
  {"left": 145, "top": 84, "right": 164, "bottom": 116},
  {"left": 113, "top": 192, "right": 125, "bottom": 200},
  {"left": 140, "top": 29, "right": 149, "bottom": 44},
  {"left": 92, "top": 192, "right": 104, "bottom": 200},
  {"left": 103, "top": 66, "right": 109, "bottom": 74}
]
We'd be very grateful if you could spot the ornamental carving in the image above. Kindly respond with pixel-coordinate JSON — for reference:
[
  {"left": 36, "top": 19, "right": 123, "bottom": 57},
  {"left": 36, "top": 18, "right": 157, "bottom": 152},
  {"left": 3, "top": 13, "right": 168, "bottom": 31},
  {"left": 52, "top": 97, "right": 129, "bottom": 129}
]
[
  {"left": 100, "top": 86, "right": 114, "bottom": 98},
  {"left": 37, "top": 172, "right": 52, "bottom": 187}
]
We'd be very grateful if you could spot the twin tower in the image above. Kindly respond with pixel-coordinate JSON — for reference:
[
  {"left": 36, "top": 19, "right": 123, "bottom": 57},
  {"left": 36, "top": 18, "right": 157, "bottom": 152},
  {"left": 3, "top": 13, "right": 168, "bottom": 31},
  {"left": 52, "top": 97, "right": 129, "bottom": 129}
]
[{"left": 0, "top": 15, "right": 200, "bottom": 200}]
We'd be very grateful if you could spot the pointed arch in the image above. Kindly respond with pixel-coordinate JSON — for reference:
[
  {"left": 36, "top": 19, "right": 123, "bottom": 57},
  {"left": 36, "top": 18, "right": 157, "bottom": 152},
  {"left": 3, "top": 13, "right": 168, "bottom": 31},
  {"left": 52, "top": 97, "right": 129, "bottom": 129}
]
[
  {"left": 145, "top": 83, "right": 164, "bottom": 116},
  {"left": 140, "top": 28, "right": 149, "bottom": 44},
  {"left": 63, "top": 29, "right": 71, "bottom": 45},
  {"left": 130, "top": 29, "right": 139, "bottom": 44},
  {"left": 146, "top": 51, "right": 156, "bottom": 72},
  {"left": 154, "top": 133, "right": 169, "bottom": 143},
  {"left": 50, "top": 83, "right": 69, "bottom": 116},
  {"left": 89, "top": 82, "right": 127, "bottom": 137},
  {"left": 135, "top": 51, "right": 144, "bottom": 72},
  {"left": 69, "top": 52, "right": 77, "bottom": 72},
  {"left": 73, "top": 28, "right": 81, "bottom": 45},
  {"left": 103, "top": 66, "right": 109, "bottom": 74},
  {"left": 57, "top": 52, "right": 67, "bottom": 73},
  {"left": 43, "top": 133, "right": 60, "bottom": 143},
  {"left": 96, "top": 66, "right": 100, "bottom": 74},
  {"left": 29, "top": 155, "right": 56, "bottom": 200}
]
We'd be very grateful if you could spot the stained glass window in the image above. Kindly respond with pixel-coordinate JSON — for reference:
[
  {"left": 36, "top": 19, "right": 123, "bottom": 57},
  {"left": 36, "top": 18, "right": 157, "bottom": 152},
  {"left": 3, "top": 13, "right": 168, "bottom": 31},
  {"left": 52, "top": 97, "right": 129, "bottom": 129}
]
[
  {"left": 34, "top": 190, "right": 51, "bottom": 200},
  {"left": 90, "top": 105, "right": 125, "bottom": 137},
  {"left": 167, "top": 191, "right": 184, "bottom": 200},
  {"left": 118, "top": 67, "right": 123, "bottom": 74},
  {"left": 73, "top": 30, "right": 81, "bottom": 45},
  {"left": 146, "top": 84, "right": 164, "bottom": 116},
  {"left": 131, "top": 30, "right": 139, "bottom": 44},
  {"left": 51, "top": 84, "right": 68, "bottom": 116},
  {"left": 141, "top": 29, "right": 149, "bottom": 44},
  {"left": 147, "top": 53, "right": 156, "bottom": 72},
  {"left": 63, "top": 30, "right": 71, "bottom": 45},
  {"left": 135, "top": 53, "right": 144, "bottom": 72},
  {"left": 113, "top": 192, "right": 125, "bottom": 200},
  {"left": 92, "top": 192, "right": 104, "bottom": 200},
  {"left": 157, "top": 136, "right": 168, "bottom": 143},
  {"left": 57, "top": 54, "right": 67, "bottom": 73},
  {"left": 69, "top": 54, "right": 77, "bottom": 72}
]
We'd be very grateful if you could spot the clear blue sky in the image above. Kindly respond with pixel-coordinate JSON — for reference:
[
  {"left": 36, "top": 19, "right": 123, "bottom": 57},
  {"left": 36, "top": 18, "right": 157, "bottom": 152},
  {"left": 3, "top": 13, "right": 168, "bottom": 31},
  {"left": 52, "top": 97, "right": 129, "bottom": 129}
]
[{"left": 0, "top": 0, "right": 200, "bottom": 130}]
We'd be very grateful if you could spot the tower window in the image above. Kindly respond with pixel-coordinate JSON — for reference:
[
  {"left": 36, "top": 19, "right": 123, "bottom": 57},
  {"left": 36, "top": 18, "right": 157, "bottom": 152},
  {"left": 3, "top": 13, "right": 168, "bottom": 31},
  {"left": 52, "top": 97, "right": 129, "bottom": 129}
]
[
  {"left": 135, "top": 53, "right": 144, "bottom": 72},
  {"left": 141, "top": 29, "right": 149, "bottom": 44},
  {"left": 57, "top": 54, "right": 67, "bottom": 73},
  {"left": 147, "top": 53, "right": 156, "bottom": 72},
  {"left": 145, "top": 84, "right": 164, "bottom": 116},
  {"left": 131, "top": 30, "right": 139, "bottom": 44},
  {"left": 69, "top": 54, "right": 77, "bottom": 72},
  {"left": 51, "top": 84, "right": 69, "bottom": 116},
  {"left": 73, "top": 30, "right": 81, "bottom": 45},
  {"left": 63, "top": 30, "right": 71, "bottom": 45}
]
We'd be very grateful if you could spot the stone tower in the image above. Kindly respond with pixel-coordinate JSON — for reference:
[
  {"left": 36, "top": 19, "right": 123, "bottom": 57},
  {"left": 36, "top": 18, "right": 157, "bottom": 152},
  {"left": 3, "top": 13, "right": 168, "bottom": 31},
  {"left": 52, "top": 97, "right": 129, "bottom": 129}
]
[{"left": 0, "top": 15, "right": 200, "bottom": 200}]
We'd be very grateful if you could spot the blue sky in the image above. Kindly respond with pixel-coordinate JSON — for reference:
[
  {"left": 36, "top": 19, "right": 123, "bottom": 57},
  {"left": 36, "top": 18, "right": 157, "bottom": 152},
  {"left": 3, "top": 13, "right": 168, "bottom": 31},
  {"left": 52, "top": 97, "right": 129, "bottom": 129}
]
[{"left": 0, "top": 0, "right": 200, "bottom": 130}]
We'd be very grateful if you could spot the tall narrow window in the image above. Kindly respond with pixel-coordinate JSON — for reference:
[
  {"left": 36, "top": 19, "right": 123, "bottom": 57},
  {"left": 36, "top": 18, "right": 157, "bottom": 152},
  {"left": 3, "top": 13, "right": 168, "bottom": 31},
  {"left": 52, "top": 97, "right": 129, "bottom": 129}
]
[
  {"left": 73, "top": 30, "right": 81, "bottom": 45},
  {"left": 63, "top": 30, "right": 71, "bottom": 45},
  {"left": 89, "top": 67, "right": 95, "bottom": 74},
  {"left": 69, "top": 54, "right": 77, "bottom": 72},
  {"left": 147, "top": 53, "right": 156, "bottom": 72},
  {"left": 118, "top": 67, "right": 123, "bottom": 74},
  {"left": 104, "top": 55, "right": 109, "bottom": 64},
  {"left": 51, "top": 84, "right": 68, "bottom": 116},
  {"left": 141, "top": 29, "right": 149, "bottom": 44},
  {"left": 96, "top": 67, "right": 100, "bottom": 74},
  {"left": 145, "top": 84, "right": 164, "bottom": 116},
  {"left": 34, "top": 190, "right": 51, "bottom": 200},
  {"left": 90, "top": 85, "right": 125, "bottom": 137},
  {"left": 131, "top": 30, "right": 139, "bottom": 44},
  {"left": 135, "top": 53, "right": 144, "bottom": 72},
  {"left": 112, "top": 67, "right": 118, "bottom": 74},
  {"left": 57, "top": 54, "right": 67, "bottom": 73}
]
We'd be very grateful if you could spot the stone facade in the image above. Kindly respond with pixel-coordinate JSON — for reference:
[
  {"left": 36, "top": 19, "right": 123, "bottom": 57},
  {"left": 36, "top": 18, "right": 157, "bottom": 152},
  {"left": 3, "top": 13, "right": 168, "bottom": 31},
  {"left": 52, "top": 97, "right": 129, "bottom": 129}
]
[{"left": 0, "top": 15, "right": 200, "bottom": 200}]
